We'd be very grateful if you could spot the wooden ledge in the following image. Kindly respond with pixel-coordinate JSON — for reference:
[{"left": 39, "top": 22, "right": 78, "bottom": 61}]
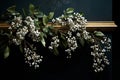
[
  {"left": 86, "top": 21, "right": 117, "bottom": 32},
  {"left": 51, "top": 21, "right": 117, "bottom": 32},
  {"left": 0, "top": 21, "right": 117, "bottom": 32},
  {"left": 86, "top": 21, "right": 117, "bottom": 27}
]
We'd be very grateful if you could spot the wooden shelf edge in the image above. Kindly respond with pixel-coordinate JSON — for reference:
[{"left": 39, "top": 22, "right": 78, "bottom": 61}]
[
  {"left": 86, "top": 21, "right": 117, "bottom": 27},
  {"left": 0, "top": 21, "right": 117, "bottom": 31},
  {"left": 52, "top": 21, "right": 117, "bottom": 32},
  {"left": 86, "top": 21, "right": 117, "bottom": 32}
]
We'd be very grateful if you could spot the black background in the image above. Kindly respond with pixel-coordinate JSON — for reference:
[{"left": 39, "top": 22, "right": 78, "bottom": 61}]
[{"left": 0, "top": 0, "right": 112, "bottom": 21}]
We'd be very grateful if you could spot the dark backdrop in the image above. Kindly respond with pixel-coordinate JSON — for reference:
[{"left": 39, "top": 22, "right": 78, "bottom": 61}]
[{"left": 0, "top": 0, "right": 112, "bottom": 21}]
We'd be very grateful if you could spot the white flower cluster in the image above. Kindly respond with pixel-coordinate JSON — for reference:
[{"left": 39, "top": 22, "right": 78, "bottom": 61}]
[
  {"left": 52, "top": 12, "right": 89, "bottom": 58},
  {"left": 65, "top": 36, "right": 78, "bottom": 58},
  {"left": 28, "top": 30, "right": 41, "bottom": 42},
  {"left": 101, "top": 37, "right": 111, "bottom": 51},
  {"left": 52, "top": 11, "right": 111, "bottom": 72},
  {"left": 24, "top": 16, "right": 35, "bottom": 32},
  {"left": 48, "top": 36, "right": 60, "bottom": 49},
  {"left": 12, "top": 38, "right": 21, "bottom": 45},
  {"left": 8, "top": 15, "right": 42, "bottom": 69},
  {"left": 8, "top": 15, "right": 26, "bottom": 45},
  {"left": 24, "top": 47, "right": 43, "bottom": 69},
  {"left": 90, "top": 37, "right": 111, "bottom": 72},
  {"left": 9, "top": 16, "right": 41, "bottom": 45},
  {"left": 52, "top": 13, "right": 87, "bottom": 29},
  {"left": 8, "top": 15, "right": 22, "bottom": 29},
  {"left": 82, "top": 30, "right": 91, "bottom": 40},
  {"left": 24, "top": 16, "right": 41, "bottom": 42},
  {"left": 12, "top": 26, "right": 28, "bottom": 45},
  {"left": 16, "top": 26, "right": 28, "bottom": 40}
]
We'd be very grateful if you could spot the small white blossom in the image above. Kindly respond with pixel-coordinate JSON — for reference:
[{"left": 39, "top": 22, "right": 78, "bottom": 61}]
[
  {"left": 49, "top": 36, "right": 60, "bottom": 50},
  {"left": 12, "top": 38, "right": 21, "bottom": 45},
  {"left": 76, "top": 32, "right": 81, "bottom": 37},
  {"left": 24, "top": 47, "right": 43, "bottom": 69},
  {"left": 91, "top": 37, "right": 111, "bottom": 72}
]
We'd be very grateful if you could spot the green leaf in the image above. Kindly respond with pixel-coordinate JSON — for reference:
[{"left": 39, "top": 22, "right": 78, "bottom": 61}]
[
  {"left": 34, "top": 19, "right": 41, "bottom": 29},
  {"left": 61, "top": 40, "right": 67, "bottom": 48},
  {"left": 80, "top": 12, "right": 84, "bottom": 16},
  {"left": 19, "top": 44, "right": 23, "bottom": 53},
  {"left": 41, "top": 37, "right": 46, "bottom": 47},
  {"left": 29, "top": 4, "right": 35, "bottom": 15},
  {"left": 79, "top": 38, "right": 85, "bottom": 47},
  {"left": 60, "top": 33, "right": 66, "bottom": 40},
  {"left": 33, "top": 8, "right": 39, "bottom": 15},
  {"left": 48, "top": 12, "right": 54, "bottom": 19},
  {"left": 4, "top": 46, "right": 10, "bottom": 59},
  {"left": 53, "top": 47, "right": 59, "bottom": 56},
  {"left": 66, "top": 8, "right": 74, "bottom": 14},
  {"left": 40, "top": 32, "right": 46, "bottom": 47},
  {"left": 48, "top": 26, "right": 54, "bottom": 30},
  {"left": 43, "top": 15, "right": 48, "bottom": 25},
  {"left": 94, "top": 31, "right": 105, "bottom": 37},
  {"left": 59, "top": 33, "right": 67, "bottom": 48},
  {"left": 35, "top": 12, "right": 44, "bottom": 18},
  {"left": 22, "top": 8, "right": 27, "bottom": 17},
  {"left": 43, "top": 27, "right": 49, "bottom": 33},
  {"left": 7, "top": 5, "right": 16, "bottom": 13}
]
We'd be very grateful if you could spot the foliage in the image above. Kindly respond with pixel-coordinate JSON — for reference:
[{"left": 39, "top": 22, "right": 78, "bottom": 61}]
[{"left": 0, "top": 4, "right": 111, "bottom": 72}]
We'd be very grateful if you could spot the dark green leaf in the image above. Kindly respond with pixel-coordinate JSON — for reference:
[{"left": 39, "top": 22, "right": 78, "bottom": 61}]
[
  {"left": 29, "top": 4, "right": 35, "bottom": 15},
  {"left": 4, "top": 46, "right": 10, "bottom": 59},
  {"left": 33, "top": 8, "right": 40, "bottom": 15},
  {"left": 80, "top": 12, "right": 84, "bottom": 16},
  {"left": 22, "top": 8, "right": 27, "bottom": 17},
  {"left": 7, "top": 5, "right": 16, "bottom": 13},
  {"left": 44, "top": 34, "right": 47, "bottom": 38},
  {"left": 34, "top": 20, "right": 40, "bottom": 29},
  {"left": 43, "top": 15, "right": 48, "bottom": 25},
  {"left": 40, "top": 32, "right": 46, "bottom": 47},
  {"left": 79, "top": 38, "right": 85, "bottom": 47},
  {"left": 94, "top": 31, "right": 105, "bottom": 37},
  {"left": 60, "top": 33, "right": 66, "bottom": 40},
  {"left": 35, "top": 12, "right": 44, "bottom": 18},
  {"left": 43, "top": 27, "right": 49, "bottom": 33},
  {"left": 61, "top": 40, "right": 67, "bottom": 48},
  {"left": 34, "top": 11, "right": 39, "bottom": 15},
  {"left": 66, "top": 8, "right": 74, "bottom": 14},
  {"left": 48, "top": 12, "right": 54, "bottom": 19},
  {"left": 19, "top": 44, "right": 23, "bottom": 53},
  {"left": 48, "top": 26, "right": 54, "bottom": 30},
  {"left": 41, "top": 37, "right": 46, "bottom": 47},
  {"left": 49, "top": 32, "right": 53, "bottom": 36},
  {"left": 53, "top": 47, "right": 59, "bottom": 56}
]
